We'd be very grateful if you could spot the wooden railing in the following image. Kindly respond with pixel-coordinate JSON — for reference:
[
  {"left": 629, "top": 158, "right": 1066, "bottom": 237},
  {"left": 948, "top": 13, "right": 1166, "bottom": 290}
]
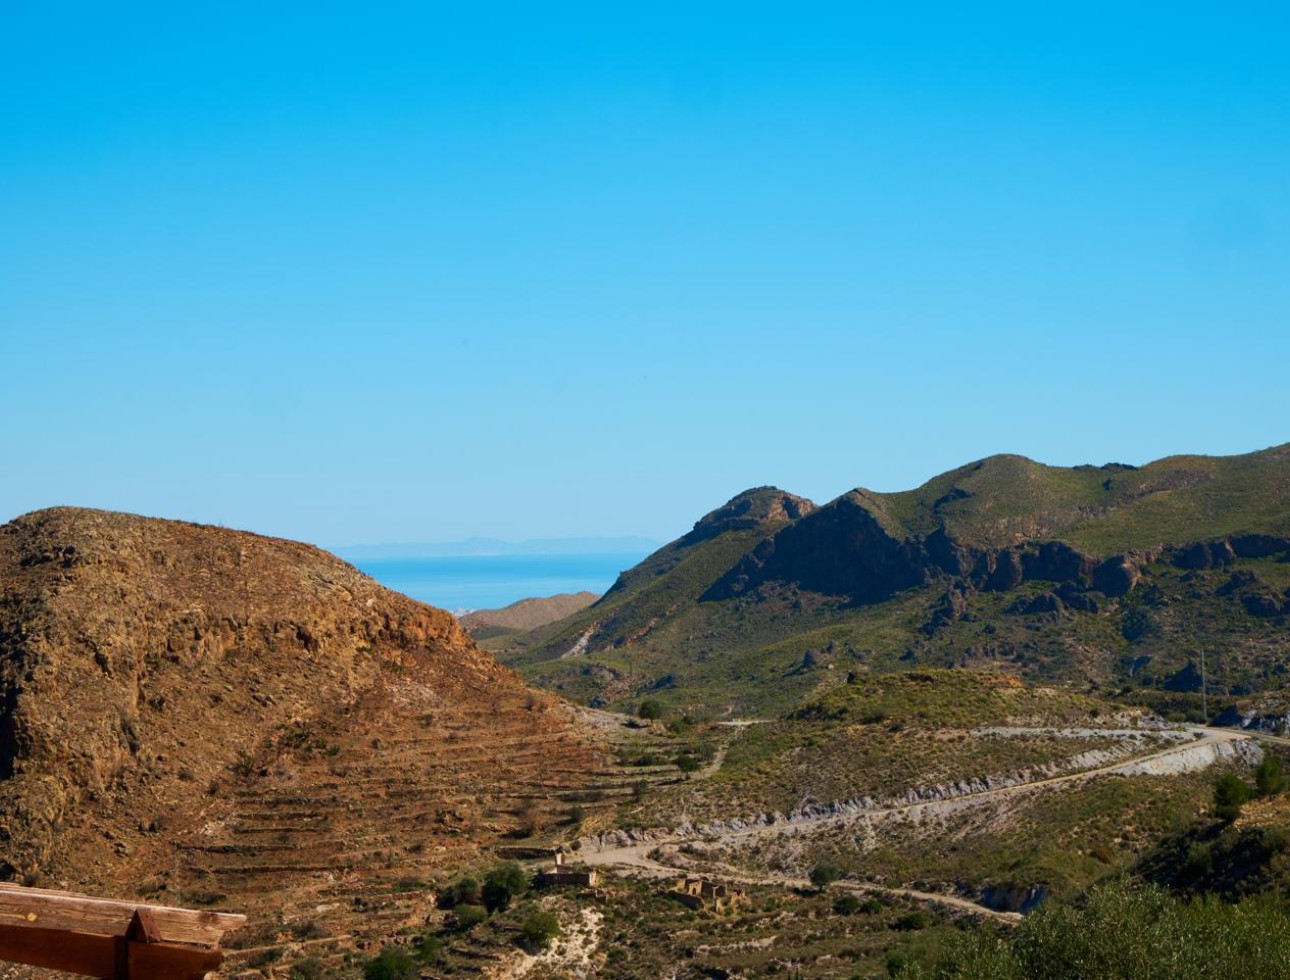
[{"left": 0, "top": 883, "right": 245, "bottom": 979}]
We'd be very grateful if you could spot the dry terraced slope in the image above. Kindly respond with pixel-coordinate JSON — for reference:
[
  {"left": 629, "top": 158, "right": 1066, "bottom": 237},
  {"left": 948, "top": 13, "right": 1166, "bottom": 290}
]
[{"left": 0, "top": 507, "right": 605, "bottom": 967}]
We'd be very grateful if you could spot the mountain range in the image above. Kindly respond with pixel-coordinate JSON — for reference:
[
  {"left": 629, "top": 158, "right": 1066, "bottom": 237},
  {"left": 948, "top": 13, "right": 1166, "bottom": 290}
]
[{"left": 492, "top": 444, "right": 1290, "bottom": 717}]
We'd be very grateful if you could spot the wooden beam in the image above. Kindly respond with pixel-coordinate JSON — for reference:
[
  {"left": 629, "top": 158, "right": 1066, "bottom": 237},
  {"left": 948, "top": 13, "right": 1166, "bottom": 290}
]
[
  {"left": 0, "top": 922, "right": 223, "bottom": 979},
  {"left": 117, "top": 910, "right": 162, "bottom": 978},
  {"left": 0, "top": 883, "right": 244, "bottom": 946},
  {"left": 126, "top": 939, "right": 224, "bottom": 980}
]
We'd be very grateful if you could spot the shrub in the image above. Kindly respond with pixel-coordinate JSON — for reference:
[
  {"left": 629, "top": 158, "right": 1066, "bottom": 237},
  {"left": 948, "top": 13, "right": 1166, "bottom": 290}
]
[
  {"left": 290, "top": 956, "right": 325, "bottom": 980},
  {"left": 450, "top": 904, "right": 488, "bottom": 931},
  {"left": 290, "top": 920, "right": 329, "bottom": 940},
  {"left": 247, "top": 948, "right": 282, "bottom": 968},
  {"left": 512, "top": 803, "right": 543, "bottom": 838},
  {"left": 1255, "top": 755, "right": 1287, "bottom": 798},
  {"left": 231, "top": 749, "right": 258, "bottom": 782},
  {"left": 917, "top": 882, "right": 1290, "bottom": 979},
  {"left": 1183, "top": 842, "right": 1213, "bottom": 879},
  {"left": 520, "top": 911, "right": 561, "bottom": 950},
  {"left": 893, "top": 911, "right": 930, "bottom": 931},
  {"left": 416, "top": 934, "right": 444, "bottom": 964},
  {"left": 833, "top": 894, "right": 863, "bottom": 915},
  {"left": 638, "top": 698, "right": 665, "bottom": 720},
  {"left": 440, "top": 875, "right": 480, "bottom": 908},
  {"left": 1262, "top": 826, "right": 1290, "bottom": 855},
  {"left": 1214, "top": 773, "right": 1251, "bottom": 822},
  {"left": 675, "top": 753, "right": 702, "bottom": 774},
  {"left": 809, "top": 863, "right": 842, "bottom": 889},
  {"left": 1121, "top": 608, "right": 1152, "bottom": 642},
  {"left": 481, "top": 881, "right": 512, "bottom": 912},
  {"left": 363, "top": 947, "right": 417, "bottom": 980},
  {"left": 482, "top": 862, "right": 529, "bottom": 912}
]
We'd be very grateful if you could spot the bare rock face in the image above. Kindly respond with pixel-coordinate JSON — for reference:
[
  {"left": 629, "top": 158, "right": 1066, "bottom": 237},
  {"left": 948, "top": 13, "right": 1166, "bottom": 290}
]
[
  {"left": 681, "top": 487, "right": 817, "bottom": 546},
  {"left": 0, "top": 507, "right": 594, "bottom": 890},
  {"left": 1241, "top": 592, "right": 1286, "bottom": 618},
  {"left": 1007, "top": 591, "right": 1067, "bottom": 616},
  {"left": 923, "top": 583, "right": 974, "bottom": 634},
  {"left": 1093, "top": 555, "right": 1142, "bottom": 596},
  {"left": 1019, "top": 541, "right": 1095, "bottom": 585},
  {"left": 697, "top": 496, "right": 1290, "bottom": 612},
  {"left": 706, "top": 491, "right": 928, "bottom": 604},
  {"left": 983, "top": 548, "right": 1026, "bottom": 592},
  {"left": 1174, "top": 539, "right": 1237, "bottom": 570},
  {"left": 703, "top": 494, "right": 1108, "bottom": 607}
]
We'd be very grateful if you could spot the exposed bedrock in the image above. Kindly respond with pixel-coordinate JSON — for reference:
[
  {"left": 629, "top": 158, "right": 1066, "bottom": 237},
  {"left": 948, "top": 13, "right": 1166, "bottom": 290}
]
[
  {"left": 705, "top": 492, "right": 928, "bottom": 604},
  {"left": 702, "top": 489, "right": 1290, "bottom": 608}
]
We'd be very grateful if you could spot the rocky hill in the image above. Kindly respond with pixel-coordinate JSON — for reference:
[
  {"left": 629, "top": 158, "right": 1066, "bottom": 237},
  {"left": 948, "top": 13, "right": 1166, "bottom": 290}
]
[
  {"left": 461, "top": 591, "right": 599, "bottom": 639},
  {"left": 497, "top": 445, "right": 1290, "bottom": 716},
  {"left": 708, "top": 445, "right": 1290, "bottom": 604},
  {"left": 0, "top": 507, "right": 604, "bottom": 962}
]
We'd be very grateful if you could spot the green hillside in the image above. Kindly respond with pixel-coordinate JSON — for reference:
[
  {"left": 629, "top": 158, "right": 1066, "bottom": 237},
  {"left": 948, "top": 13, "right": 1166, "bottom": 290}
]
[
  {"left": 494, "top": 444, "right": 1290, "bottom": 718},
  {"left": 883, "top": 443, "right": 1290, "bottom": 552}
]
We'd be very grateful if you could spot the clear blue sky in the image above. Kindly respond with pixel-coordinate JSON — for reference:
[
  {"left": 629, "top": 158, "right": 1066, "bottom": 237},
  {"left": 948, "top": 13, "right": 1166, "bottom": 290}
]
[{"left": 3, "top": 3, "right": 1288, "bottom": 546}]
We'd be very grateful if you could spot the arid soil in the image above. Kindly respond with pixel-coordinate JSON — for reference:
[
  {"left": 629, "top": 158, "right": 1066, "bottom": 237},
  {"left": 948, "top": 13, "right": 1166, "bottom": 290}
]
[
  {"left": 0, "top": 508, "right": 605, "bottom": 970},
  {"left": 462, "top": 592, "right": 599, "bottom": 634}
]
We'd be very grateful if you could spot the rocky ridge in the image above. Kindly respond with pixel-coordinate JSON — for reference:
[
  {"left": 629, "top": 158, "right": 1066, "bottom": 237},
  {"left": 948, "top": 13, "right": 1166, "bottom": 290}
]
[{"left": 498, "top": 444, "right": 1290, "bottom": 714}]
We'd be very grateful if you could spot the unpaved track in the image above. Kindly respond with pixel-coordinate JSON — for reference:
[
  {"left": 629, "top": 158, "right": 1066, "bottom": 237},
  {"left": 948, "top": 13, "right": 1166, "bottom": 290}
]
[
  {"left": 1238, "top": 729, "right": 1290, "bottom": 749},
  {"left": 700, "top": 719, "right": 770, "bottom": 777},
  {"left": 580, "top": 726, "right": 1255, "bottom": 921},
  {"left": 584, "top": 844, "right": 1024, "bottom": 924}
]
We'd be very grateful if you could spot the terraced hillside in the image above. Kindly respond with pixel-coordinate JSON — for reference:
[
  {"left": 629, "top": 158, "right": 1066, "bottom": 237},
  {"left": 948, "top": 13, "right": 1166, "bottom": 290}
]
[
  {"left": 0, "top": 507, "right": 606, "bottom": 972},
  {"left": 200, "top": 682, "right": 608, "bottom": 977},
  {"left": 497, "top": 444, "right": 1290, "bottom": 716}
]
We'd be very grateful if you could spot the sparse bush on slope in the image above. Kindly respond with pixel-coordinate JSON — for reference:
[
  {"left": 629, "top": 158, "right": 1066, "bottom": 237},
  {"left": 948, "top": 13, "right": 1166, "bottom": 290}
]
[
  {"left": 909, "top": 882, "right": 1290, "bottom": 980},
  {"left": 520, "top": 911, "right": 561, "bottom": 950},
  {"left": 363, "top": 947, "right": 418, "bottom": 980},
  {"left": 638, "top": 698, "right": 665, "bottom": 720},
  {"left": 1255, "top": 755, "right": 1287, "bottom": 798},
  {"left": 482, "top": 861, "right": 530, "bottom": 912},
  {"left": 1214, "top": 773, "right": 1252, "bottom": 822}
]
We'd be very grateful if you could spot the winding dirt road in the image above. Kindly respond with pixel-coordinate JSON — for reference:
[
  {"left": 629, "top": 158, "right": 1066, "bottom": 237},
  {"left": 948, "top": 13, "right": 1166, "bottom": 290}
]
[{"left": 578, "top": 725, "right": 1257, "bottom": 922}]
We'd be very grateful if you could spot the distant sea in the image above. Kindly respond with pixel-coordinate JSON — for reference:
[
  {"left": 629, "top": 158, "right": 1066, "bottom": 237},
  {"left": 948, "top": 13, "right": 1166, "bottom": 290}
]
[{"left": 351, "top": 553, "right": 648, "bottom": 613}]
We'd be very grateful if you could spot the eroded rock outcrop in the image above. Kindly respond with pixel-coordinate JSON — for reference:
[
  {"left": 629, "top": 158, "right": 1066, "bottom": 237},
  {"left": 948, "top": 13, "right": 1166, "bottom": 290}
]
[
  {"left": 700, "top": 483, "right": 1290, "bottom": 612},
  {"left": 705, "top": 491, "right": 927, "bottom": 604},
  {"left": 680, "top": 487, "right": 817, "bottom": 546}
]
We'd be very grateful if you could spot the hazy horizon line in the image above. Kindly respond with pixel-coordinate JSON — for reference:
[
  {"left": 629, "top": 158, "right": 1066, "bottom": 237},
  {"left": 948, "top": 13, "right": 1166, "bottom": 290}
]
[{"left": 334, "top": 535, "right": 663, "bottom": 560}]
